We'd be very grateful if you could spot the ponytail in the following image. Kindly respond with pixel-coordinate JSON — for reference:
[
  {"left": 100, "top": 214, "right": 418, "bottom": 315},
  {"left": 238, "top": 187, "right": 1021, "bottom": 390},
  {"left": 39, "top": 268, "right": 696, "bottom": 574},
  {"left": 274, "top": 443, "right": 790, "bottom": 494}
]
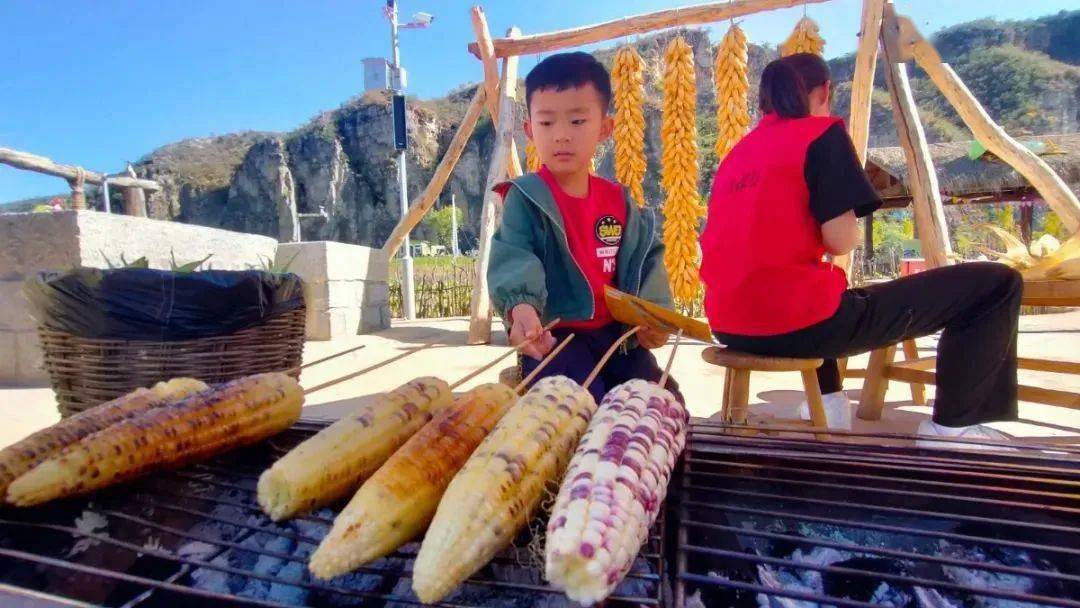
[{"left": 759, "top": 53, "right": 831, "bottom": 119}]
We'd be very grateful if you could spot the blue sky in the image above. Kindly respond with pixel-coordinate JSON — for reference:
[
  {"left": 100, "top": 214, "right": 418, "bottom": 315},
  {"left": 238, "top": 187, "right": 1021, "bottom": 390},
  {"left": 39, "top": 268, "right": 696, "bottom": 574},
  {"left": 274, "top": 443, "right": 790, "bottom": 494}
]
[{"left": 2, "top": 0, "right": 1076, "bottom": 202}]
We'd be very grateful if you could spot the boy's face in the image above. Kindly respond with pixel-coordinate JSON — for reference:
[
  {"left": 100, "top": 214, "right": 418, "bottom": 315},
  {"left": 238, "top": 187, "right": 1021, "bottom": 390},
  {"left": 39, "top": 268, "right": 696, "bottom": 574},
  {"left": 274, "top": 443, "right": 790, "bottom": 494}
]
[{"left": 524, "top": 83, "right": 613, "bottom": 176}]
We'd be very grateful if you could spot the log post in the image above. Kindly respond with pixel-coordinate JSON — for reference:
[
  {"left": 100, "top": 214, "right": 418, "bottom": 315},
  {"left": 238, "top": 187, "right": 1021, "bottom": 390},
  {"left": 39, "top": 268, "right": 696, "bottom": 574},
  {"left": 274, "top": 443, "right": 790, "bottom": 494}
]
[
  {"left": 121, "top": 165, "right": 148, "bottom": 217},
  {"left": 471, "top": 9, "right": 522, "bottom": 179},
  {"left": 68, "top": 167, "right": 87, "bottom": 211},
  {"left": 467, "top": 29, "right": 522, "bottom": 345},
  {"left": 894, "top": 13, "right": 1080, "bottom": 233},
  {"left": 382, "top": 86, "right": 487, "bottom": 257},
  {"left": 880, "top": 5, "right": 952, "bottom": 268},
  {"left": 848, "top": 0, "right": 886, "bottom": 165}
]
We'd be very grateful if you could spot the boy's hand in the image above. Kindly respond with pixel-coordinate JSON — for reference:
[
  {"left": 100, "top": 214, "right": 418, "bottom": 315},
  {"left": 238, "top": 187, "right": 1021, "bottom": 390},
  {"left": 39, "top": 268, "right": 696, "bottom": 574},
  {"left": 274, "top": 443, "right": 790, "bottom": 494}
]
[
  {"left": 637, "top": 327, "right": 669, "bottom": 350},
  {"left": 510, "top": 303, "right": 556, "bottom": 361}
]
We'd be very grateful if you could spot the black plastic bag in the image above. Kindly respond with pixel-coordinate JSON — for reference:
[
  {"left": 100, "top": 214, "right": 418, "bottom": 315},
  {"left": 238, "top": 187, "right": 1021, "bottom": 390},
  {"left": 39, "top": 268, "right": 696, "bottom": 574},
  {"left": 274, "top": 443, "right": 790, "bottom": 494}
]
[{"left": 24, "top": 268, "right": 305, "bottom": 341}]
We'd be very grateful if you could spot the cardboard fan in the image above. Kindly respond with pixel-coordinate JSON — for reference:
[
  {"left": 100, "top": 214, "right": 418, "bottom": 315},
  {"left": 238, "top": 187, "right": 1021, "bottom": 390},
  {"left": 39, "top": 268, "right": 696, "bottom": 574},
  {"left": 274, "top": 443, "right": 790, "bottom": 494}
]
[{"left": 604, "top": 286, "right": 716, "bottom": 344}]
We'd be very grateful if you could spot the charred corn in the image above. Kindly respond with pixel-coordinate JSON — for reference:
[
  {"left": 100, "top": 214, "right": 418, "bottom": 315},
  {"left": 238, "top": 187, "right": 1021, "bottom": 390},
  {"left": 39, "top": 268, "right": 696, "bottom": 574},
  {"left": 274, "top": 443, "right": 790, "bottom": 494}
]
[
  {"left": 7, "top": 372, "right": 302, "bottom": 507},
  {"left": 412, "top": 376, "right": 596, "bottom": 604},
  {"left": 781, "top": 17, "right": 825, "bottom": 57},
  {"left": 308, "top": 383, "right": 516, "bottom": 579},
  {"left": 714, "top": 25, "right": 750, "bottom": 161},
  {"left": 546, "top": 380, "right": 688, "bottom": 605},
  {"left": 258, "top": 377, "right": 450, "bottom": 522},
  {"left": 612, "top": 46, "right": 647, "bottom": 207},
  {"left": 661, "top": 37, "right": 704, "bottom": 305},
  {"left": 0, "top": 378, "right": 207, "bottom": 501}
]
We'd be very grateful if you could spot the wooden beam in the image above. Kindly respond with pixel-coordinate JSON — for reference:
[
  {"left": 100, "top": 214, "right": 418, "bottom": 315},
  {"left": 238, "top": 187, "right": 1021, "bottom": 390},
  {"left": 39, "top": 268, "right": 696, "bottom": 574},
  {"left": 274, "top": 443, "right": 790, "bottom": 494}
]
[
  {"left": 894, "top": 15, "right": 1080, "bottom": 233},
  {"left": 467, "top": 39, "right": 521, "bottom": 345},
  {"left": 848, "top": 0, "right": 886, "bottom": 165},
  {"left": 1018, "top": 357, "right": 1080, "bottom": 375},
  {"left": 856, "top": 344, "right": 895, "bottom": 421},
  {"left": 468, "top": 0, "right": 831, "bottom": 59},
  {"left": 883, "top": 365, "right": 1080, "bottom": 409},
  {"left": 879, "top": 5, "right": 952, "bottom": 269},
  {"left": 471, "top": 11, "right": 522, "bottom": 179},
  {"left": 382, "top": 86, "right": 487, "bottom": 257},
  {"left": 0, "top": 146, "right": 161, "bottom": 192}
]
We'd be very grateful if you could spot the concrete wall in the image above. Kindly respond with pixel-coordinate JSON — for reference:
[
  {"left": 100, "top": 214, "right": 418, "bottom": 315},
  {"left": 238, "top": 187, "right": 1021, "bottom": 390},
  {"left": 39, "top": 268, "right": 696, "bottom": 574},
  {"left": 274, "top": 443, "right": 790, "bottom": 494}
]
[
  {"left": 277, "top": 241, "right": 390, "bottom": 339},
  {"left": 0, "top": 211, "right": 278, "bottom": 386}
]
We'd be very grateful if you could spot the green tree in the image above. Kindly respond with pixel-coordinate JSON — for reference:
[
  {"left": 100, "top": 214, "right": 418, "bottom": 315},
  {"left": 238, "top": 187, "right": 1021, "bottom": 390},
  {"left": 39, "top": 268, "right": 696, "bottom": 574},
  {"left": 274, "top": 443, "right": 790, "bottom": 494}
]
[
  {"left": 422, "top": 205, "right": 464, "bottom": 250},
  {"left": 993, "top": 204, "right": 1017, "bottom": 234}
]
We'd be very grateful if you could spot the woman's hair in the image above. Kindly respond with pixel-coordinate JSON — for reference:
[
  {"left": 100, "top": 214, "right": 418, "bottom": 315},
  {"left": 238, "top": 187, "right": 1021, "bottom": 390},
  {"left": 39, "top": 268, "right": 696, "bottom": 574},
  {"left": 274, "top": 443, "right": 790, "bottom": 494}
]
[{"left": 759, "top": 53, "right": 831, "bottom": 118}]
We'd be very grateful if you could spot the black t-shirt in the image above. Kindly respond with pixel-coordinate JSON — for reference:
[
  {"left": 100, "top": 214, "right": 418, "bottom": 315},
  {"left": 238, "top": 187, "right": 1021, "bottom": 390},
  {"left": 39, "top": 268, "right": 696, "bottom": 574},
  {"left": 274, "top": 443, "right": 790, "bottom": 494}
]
[{"left": 804, "top": 123, "right": 882, "bottom": 224}]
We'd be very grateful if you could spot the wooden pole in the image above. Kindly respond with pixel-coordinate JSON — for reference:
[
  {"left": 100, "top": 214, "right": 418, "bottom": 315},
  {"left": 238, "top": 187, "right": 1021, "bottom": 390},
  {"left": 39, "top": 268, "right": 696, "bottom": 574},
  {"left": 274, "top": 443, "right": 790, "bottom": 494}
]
[
  {"left": 471, "top": 10, "right": 522, "bottom": 179},
  {"left": 468, "top": 0, "right": 831, "bottom": 59},
  {"left": 894, "top": 13, "right": 1080, "bottom": 233},
  {"left": 382, "top": 86, "right": 487, "bottom": 257},
  {"left": 848, "top": 0, "right": 886, "bottom": 165},
  {"left": 467, "top": 38, "right": 521, "bottom": 345},
  {"left": 121, "top": 164, "right": 148, "bottom": 217},
  {"left": 880, "top": 6, "right": 952, "bottom": 268},
  {"left": 0, "top": 146, "right": 161, "bottom": 192},
  {"left": 68, "top": 167, "right": 87, "bottom": 211}
]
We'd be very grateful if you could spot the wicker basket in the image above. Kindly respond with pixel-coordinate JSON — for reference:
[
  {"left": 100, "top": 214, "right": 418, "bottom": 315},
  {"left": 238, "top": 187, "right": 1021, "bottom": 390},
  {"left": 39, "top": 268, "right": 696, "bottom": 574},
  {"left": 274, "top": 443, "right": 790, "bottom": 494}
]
[{"left": 39, "top": 306, "right": 306, "bottom": 417}]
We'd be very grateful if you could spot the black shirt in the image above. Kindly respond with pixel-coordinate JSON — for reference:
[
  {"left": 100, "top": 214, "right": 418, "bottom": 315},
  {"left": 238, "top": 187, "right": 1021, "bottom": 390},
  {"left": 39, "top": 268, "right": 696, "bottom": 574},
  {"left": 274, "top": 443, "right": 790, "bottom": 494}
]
[{"left": 804, "top": 123, "right": 882, "bottom": 224}]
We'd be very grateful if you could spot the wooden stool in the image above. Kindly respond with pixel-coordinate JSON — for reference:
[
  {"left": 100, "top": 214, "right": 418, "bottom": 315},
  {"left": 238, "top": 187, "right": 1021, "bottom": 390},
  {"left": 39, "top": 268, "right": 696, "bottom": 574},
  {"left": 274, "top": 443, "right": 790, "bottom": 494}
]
[{"left": 702, "top": 347, "right": 829, "bottom": 438}]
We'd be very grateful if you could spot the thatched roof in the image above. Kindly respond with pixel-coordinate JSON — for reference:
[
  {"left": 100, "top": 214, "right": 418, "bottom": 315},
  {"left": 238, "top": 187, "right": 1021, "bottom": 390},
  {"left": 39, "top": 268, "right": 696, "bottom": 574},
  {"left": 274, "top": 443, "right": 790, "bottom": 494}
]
[{"left": 866, "top": 133, "right": 1080, "bottom": 207}]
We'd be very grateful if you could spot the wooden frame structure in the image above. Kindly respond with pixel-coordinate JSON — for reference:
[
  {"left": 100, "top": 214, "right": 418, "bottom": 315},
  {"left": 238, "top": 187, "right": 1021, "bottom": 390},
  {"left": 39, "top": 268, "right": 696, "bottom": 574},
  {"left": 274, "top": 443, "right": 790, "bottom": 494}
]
[{"left": 379, "top": 0, "right": 1080, "bottom": 358}]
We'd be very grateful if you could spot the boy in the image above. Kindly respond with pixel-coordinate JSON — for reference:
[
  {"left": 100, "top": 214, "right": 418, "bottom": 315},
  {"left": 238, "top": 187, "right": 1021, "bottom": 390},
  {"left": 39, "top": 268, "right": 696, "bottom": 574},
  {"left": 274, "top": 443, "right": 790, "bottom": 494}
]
[{"left": 488, "top": 52, "right": 682, "bottom": 404}]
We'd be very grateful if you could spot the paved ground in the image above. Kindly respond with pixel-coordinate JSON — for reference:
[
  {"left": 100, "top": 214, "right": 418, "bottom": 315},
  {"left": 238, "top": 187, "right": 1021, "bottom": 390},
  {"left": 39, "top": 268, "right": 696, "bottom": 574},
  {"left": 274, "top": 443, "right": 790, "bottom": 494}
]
[{"left": 3, "top": 311, "right": 1078, "bottom": 449}]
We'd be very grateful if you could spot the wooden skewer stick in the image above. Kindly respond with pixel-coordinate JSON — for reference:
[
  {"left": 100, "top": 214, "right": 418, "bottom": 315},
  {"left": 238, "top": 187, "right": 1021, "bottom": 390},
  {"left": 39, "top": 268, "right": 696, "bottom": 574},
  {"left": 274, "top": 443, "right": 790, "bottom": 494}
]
[
  {"left": 303, "top": 342, "right": 440, "bottom": 396},
  {"left": 659, "top": 330, "right": 683, "bottom": 390},
  {"left": 515, "top": 333, "right": 576, "bottom": 393},
  {"left": 451, "top": 319, "right": 561, "bottom": 390},
  {"left": 285, "top": 344, "right": 367, "bottom": 375},
  {"left": 582, "top": 326, "right": 641, "bottom": 389}
]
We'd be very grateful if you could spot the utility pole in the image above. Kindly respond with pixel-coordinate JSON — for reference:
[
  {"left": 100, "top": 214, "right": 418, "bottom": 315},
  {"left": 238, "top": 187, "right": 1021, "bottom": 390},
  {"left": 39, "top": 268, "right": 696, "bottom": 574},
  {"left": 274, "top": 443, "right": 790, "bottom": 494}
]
[
  {"left": 450, "top": 193, "right": 460, "bottom": 258},
  {"left": 388, "top": 0, "right": 415, "bottom": 320}
]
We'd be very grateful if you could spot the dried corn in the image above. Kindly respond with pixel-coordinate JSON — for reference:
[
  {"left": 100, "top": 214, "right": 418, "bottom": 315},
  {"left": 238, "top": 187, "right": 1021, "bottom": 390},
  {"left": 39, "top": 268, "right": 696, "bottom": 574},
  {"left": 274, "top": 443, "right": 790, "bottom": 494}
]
[
  {"left": 412, "top": 376, "right": 597, "bottom": 604},
  {"left": 546, "top": 379, "right": 688, "bottom": 605},
  {"left": 258, "top": 377, "right": 450, "bottom": 521},
  {"left": 308, "top": 383, "right": 517, "bottom": 579},
  {"left": 661, "top": 37, "right": 704, "bottom": 305},
  {"left": 0, "top": 377, "right": 207, "bottom": 500},
  {"left": 612, "top": 46, "right": 647, "bottom": 207},
  {"left": 714, "top": 25, "right": 750, "bottom": 160},
  {"left": 7, "top": 372, "right": 302, "bottom": 507},
  {"left": 781, "top": 17, "right": 825, "bottom": 57},
  {"left": 525, "top": 139, "right": 541, "bottom": 173}
]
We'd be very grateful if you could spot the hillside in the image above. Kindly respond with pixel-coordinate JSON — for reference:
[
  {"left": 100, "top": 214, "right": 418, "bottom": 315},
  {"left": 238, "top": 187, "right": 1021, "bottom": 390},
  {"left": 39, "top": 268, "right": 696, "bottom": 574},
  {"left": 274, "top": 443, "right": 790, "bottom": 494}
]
[{"left": 103, "top": 9, "right": 1080, "bottom": 248}]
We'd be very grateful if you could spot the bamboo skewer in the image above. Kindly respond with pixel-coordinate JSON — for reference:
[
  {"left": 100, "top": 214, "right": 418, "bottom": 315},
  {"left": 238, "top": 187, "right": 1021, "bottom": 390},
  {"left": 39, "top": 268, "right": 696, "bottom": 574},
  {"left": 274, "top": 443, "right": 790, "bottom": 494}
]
[
  {"left": 583, "top": 326, "right": 642, "bottom": 389},
  {"left": 659, "top": 330, "right": 683, "bottom": 389},
  {"left": 451, "top": 319, "right": 561, "bottom": 390},
  {"left": 285, "top": 344, "right": 368, "bottom": 375},
  {"left": 302, "top": 343, "right": 439, "bottom": 396},
  {"left": 515, "top": 333, "right": 576, "bottom": 393}
]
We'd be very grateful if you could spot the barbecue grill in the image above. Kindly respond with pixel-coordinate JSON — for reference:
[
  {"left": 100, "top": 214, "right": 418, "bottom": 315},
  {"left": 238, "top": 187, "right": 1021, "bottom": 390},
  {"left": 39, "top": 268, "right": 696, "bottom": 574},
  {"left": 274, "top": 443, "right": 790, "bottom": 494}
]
[{"left": 0, "top": 419, "right": 1076, "bottom": 607}]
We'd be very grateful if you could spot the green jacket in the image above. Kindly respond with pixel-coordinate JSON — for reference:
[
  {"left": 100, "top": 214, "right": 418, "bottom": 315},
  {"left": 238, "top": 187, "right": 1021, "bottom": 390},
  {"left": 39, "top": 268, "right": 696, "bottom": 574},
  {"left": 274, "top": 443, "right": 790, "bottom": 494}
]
[{"left": 487, "top": 173, "right": 673, "bottom": 327}]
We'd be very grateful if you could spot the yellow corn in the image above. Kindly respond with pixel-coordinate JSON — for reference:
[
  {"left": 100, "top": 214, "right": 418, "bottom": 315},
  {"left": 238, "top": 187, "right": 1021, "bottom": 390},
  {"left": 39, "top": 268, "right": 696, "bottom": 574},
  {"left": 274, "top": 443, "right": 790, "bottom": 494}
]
[
  {"left": 0, "top": 377, "right": 207, "bottom": 501},
  {"left": 308, "top": 383, "right": 516, "bottom": 579},
  {"left": 781, "top": 16, "right": 825, "bottom": 57},
  {"left": 661, "top": 37, "right": 704, "bottom": 306},
  {"left": 7, "top": 373, "right": 302, "bottom": 507},
  {"left": 525, "top": 140, "right": 541, "bottom": 173},
  {"left": 714, "top": 25, "right": 750, "bottom": 161},
  {"left": 411, "top": 376, "right": 597, "bottom": 604},
  {"left": 612, "top": 46, "right": 646, "bottom": 207},
  {"left": 258, "top": 377, "right": 450, "bottom": 521}
]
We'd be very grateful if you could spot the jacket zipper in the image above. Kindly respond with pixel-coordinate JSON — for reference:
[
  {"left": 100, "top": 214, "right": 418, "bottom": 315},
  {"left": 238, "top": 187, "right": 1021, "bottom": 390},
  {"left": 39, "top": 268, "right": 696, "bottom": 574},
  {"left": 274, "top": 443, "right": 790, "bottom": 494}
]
[{"left": 517, "top": 189, "right": 595, "bottom": 322}]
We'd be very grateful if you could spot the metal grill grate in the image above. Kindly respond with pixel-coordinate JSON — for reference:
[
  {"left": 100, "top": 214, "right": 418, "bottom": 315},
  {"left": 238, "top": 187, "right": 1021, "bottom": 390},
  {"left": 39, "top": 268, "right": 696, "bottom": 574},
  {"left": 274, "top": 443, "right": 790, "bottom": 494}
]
[
  {"left": 0, "top": 419, "right": 666, "bottom": 608},
  {"left": 672, "top": 422, "right": 1080, "bottom": 608}
]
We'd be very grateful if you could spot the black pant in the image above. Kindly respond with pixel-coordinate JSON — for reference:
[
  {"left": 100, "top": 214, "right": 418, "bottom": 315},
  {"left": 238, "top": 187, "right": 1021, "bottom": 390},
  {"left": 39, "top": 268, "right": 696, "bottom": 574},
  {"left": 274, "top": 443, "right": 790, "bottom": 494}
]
[
  {"left": 521, "top": 323, "right": 684, "bottom": 405},
  {"left": 716, "top": 263, "right": 1023, "bottom": 427}
]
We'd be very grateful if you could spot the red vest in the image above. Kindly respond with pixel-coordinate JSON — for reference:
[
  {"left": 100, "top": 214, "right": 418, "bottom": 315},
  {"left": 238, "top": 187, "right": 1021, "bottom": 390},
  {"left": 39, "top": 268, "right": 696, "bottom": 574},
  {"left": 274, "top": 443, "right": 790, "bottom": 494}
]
[{"left": 700, "top": 114, "right": 848, "bottom": 336}]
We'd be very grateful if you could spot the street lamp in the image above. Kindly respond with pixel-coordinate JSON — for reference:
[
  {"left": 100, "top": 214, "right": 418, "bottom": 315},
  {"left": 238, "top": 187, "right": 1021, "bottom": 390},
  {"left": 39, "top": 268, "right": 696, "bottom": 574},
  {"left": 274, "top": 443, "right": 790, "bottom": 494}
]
[{"left": 383, "top": 0, "right": 432, "bottom": 321}]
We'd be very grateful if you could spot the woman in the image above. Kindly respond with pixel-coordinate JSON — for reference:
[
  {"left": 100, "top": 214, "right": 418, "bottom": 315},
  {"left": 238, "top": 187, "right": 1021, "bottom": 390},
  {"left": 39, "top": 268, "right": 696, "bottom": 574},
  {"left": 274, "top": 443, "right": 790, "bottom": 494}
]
[{"left": 699, "top": 53, "right": 1022, "bottom": 448}]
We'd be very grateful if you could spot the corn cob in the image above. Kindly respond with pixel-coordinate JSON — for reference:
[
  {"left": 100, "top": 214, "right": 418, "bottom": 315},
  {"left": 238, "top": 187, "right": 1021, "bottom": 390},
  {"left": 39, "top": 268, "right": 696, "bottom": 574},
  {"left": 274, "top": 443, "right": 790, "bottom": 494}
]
[
  {"left": 525, "top": 139, "right": 541, "bottom": 173},
  {"left": 7, "top": 372, "right": 302, "bottom": 507},
  {"left": 661, "top": 37, "right": 704, "bottom": 306},
  {"left": 308, "top": 382, "right": 517, "bottom": 579},
  {"left": 546, "top": 379, "right": 688, "bottom": 605},
  {"left": 412, "top": 376, "right": 597, "bottom": 604},
  {"left": 714, "top": 25, "right": 750, "bottom": 161},
  {"left": 258, "top": 376, "right": 450, "bottom": 522},
  {"left": 781, "top": 16, "right": 825, "bottom": 57},
  {"left": 0, "top": 377, "right": 207, "bottom": 501},
  {"left": 612, "top": 46, "right": 647, "bottom": 207}
]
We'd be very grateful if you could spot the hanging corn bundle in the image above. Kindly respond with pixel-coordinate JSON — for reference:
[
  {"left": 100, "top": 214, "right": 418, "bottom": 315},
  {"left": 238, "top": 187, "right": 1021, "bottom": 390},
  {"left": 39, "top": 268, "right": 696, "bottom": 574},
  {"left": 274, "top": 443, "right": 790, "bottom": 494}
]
[
  {"left": 713, "top": 24, "right": 750, "bottom": 161},
  {"left": 525, "top": 139, "right": 541, "bottom": 173},
  {"left": 661, "top": 37, "right": 703, "bottom": 305},
  {"left": 781, "top": 16, "right": 825, "bottom": 57},
  {"left": 611, "top": 46, "right": 647, "bottom": 207}
]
